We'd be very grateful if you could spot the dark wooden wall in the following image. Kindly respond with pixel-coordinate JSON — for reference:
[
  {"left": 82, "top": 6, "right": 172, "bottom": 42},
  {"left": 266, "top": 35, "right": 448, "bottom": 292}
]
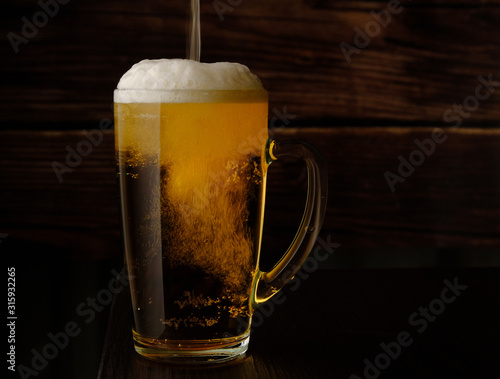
[
  {"left": 1, "top": 0, "right": 500, "bottom": 259},
  {"left": 3, "top": 0, "right": 500, "bottom": 127}
]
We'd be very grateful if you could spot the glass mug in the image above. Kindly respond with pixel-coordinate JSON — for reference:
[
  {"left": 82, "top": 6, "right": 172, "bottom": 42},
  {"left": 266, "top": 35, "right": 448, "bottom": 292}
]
[{"left": 114, "top": 84, "right": 327, "bottom": 364}]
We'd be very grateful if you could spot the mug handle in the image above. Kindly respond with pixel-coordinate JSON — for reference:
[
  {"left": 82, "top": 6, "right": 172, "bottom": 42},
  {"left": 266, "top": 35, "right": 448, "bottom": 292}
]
[{"left": 251, "top": 138, "right": 328, "bottom": 307}]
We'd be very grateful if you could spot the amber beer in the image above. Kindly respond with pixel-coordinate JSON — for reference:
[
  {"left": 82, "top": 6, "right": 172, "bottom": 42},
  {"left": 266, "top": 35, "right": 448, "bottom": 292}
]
[{"left": 114, "top": 60, "right": 269, "bottom": 361}]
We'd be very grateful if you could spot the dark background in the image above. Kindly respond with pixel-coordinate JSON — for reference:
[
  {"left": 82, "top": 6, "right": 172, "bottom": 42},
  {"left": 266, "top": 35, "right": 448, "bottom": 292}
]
[{"left": 1, "top": 0, "right": 499, "bottom": 378}]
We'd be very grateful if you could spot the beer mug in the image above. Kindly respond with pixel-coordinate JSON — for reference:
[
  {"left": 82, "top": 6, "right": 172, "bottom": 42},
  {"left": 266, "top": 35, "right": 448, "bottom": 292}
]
[{"left": 114, "top": 59, "right": 327, "bottom": 364}]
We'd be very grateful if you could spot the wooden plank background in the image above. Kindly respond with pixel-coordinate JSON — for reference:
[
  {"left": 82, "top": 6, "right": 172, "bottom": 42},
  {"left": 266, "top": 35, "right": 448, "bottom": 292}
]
[
  {"left": 1, "top": 0, "right": 500, "bottom": 257},
  {"left": 1, "top": 128, "right": 499, "bottom": 262},
  {"left": 2, "top": 0, "right": 500, "bottom": 127}
]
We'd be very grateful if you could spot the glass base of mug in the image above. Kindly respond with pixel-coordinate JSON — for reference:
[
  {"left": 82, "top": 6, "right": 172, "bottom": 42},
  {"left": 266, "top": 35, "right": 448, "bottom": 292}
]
[{"left": 132, "top": 329, "right": 250, "bottom": 365}]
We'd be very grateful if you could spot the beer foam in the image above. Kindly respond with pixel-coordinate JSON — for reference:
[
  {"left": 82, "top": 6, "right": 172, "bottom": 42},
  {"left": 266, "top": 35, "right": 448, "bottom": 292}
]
[{"left": 115, "top": 59, "right": 264, "bottom": 103}]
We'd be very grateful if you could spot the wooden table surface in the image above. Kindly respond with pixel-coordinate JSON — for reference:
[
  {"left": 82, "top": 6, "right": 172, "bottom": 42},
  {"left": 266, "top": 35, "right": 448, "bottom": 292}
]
[{"left": 98, "top": 267, "right": 500, "bottom": 378}]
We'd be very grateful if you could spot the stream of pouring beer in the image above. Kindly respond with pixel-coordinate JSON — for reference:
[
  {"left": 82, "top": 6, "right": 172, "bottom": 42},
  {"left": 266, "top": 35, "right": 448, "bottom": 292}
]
[{"left": 187, "top": 0, "right": 201, "bottom": 61}]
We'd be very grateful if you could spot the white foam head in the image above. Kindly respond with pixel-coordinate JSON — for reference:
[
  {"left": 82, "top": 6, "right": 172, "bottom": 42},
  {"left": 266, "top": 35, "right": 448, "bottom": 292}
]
[{"left": 114, "top": 59, "right": 265, "bottom": 103}]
